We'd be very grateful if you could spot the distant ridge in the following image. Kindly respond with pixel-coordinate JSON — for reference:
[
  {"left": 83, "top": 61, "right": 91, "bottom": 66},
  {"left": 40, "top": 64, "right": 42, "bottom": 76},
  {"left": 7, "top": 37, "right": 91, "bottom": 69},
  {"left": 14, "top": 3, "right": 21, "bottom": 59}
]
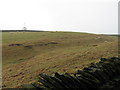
[{"left": 0, "top": 30, "right": 44, "bottom": 32}]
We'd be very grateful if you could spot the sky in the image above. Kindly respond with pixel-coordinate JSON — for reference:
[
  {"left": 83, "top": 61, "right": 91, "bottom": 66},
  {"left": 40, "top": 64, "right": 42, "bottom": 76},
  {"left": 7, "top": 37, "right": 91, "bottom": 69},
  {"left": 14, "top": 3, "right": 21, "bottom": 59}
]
[{"left": 0, "top": 0, "right": 119, "bottom": 34}]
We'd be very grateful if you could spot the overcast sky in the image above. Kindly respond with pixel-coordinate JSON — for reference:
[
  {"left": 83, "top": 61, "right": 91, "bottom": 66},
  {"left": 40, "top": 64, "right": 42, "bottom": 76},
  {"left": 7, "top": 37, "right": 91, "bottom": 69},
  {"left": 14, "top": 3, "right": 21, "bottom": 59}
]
[{"left": 0, "top": 0, "right": 119, "bottom": 34}]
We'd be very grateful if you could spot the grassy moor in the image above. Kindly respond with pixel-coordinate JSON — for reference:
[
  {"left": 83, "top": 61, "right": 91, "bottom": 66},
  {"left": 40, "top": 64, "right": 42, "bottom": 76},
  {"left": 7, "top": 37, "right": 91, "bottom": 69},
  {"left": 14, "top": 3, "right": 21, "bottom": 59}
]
[{"left": 2, "top": 31, "right": 118, "bottom": 88}]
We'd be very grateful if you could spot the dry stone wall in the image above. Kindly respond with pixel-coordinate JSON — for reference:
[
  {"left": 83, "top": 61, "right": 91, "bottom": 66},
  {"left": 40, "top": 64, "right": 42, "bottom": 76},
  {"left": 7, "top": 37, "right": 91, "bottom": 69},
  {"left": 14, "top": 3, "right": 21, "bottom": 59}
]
[{"left": 22, "top": 57, "right": 120, "bottom": 90}]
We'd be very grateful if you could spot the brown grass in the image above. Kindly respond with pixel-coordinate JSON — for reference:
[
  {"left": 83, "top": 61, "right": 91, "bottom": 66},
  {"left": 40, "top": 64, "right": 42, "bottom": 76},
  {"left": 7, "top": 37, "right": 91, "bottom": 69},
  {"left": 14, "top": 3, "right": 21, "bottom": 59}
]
[{"left": 2, "top": 32, "right": 118, "bottom": 88}]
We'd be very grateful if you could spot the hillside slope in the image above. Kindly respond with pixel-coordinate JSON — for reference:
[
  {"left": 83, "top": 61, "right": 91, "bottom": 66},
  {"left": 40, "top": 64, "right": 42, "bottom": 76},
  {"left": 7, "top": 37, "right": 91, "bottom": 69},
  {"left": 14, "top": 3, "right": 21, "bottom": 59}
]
[{"left": 2, "top": 32, "right": 118, "bottom": 88}]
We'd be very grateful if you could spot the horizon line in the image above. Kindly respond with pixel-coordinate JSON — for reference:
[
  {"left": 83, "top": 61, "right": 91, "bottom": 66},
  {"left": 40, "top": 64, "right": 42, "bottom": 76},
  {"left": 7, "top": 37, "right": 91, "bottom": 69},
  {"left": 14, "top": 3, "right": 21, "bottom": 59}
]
[{"left": 0, "top": 30, "right": 119, "bottom": 35}]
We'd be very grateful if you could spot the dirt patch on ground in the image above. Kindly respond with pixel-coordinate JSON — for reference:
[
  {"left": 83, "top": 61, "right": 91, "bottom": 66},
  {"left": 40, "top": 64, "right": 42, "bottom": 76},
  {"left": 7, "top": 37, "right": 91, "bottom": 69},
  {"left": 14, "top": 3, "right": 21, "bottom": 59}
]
[
  {"left": 36, "top": 41, "right": 58, "bottom": 46},
  {"left": 9, "top": 44, "right": 23, "bottom": 46}
]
